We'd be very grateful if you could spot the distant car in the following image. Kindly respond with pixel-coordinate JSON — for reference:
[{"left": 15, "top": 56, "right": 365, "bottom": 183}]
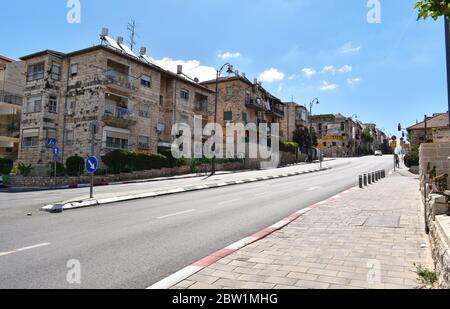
[{"left": 374, "top": 150, "right": 383, "bottom": 156}]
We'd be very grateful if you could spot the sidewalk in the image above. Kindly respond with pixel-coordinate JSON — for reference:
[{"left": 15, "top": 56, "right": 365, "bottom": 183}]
[{"left": 170, "top": 170, "right": 433, "bottom": 289}]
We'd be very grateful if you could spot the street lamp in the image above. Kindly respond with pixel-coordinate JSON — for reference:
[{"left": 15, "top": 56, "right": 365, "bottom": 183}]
[
  {"left": 309, "top": 98, "right": 319, "bottom": 162},
  {"left": 211, "top": 63, "right": 234, "bottom": 175}
]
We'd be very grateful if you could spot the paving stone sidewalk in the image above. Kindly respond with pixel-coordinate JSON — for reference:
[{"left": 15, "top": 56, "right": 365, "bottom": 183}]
[{"left": 174, "top": 170, "right": 433, "bottom": 289}]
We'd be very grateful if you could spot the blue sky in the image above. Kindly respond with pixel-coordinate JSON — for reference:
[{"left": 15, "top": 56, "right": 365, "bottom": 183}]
[{"left": 0, "top": 0, "right": 447, "bottom": 136}]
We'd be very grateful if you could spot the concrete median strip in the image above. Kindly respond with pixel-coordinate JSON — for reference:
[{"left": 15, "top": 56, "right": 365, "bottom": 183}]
[{"left": 41, "top": 167, "right": 331, "bottom": 213}]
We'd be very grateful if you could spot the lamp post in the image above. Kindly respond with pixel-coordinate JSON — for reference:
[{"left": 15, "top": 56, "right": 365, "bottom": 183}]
[
  {"left": 445, "top": 0, "right": 450, "bottom": 127},
  {"left": 309, "top": 98, "right": 319, "bottom": 162},
  {"left": 211, "top": 63, "right": 234, "bottom": 175}
]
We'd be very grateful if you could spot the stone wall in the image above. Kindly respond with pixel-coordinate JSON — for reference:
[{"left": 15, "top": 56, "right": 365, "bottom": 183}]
[
  {"left": 419, "top": 142, "right": 450, "bottom": 190},
  {"left": 10, "top": 162, "right": 245, "bottom": 188},
  {"left": 425, "top": 194, "right": 450, "bottom": 288}
]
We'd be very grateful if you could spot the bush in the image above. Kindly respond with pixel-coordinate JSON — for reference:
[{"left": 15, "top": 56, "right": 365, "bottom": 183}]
[
  {"left": 102, "top": 150, "right": 130, "bottom": 173},
  {"left": 17, "top": 163, "right": 33, "bottom": 177},
  {"left": 66, "top": 156, "right": 85, "bottom": 176},
  {"left": 48, "top": 162, "right": 66, "bottom": 177},
  {"left": 404, "top": 146, "right": 419, "bottom": 168},
  {"left": 128, "top": 151, "right": 168, "bottom": 171},
  {"left": 158, "top": 149, "right": 187, "bottom": 168},
  {"left": 0, "top": 157, "right": 13, "bottom": 175},
  {"left": 280, "top": 141, "right": 299, "bottom": 154}
]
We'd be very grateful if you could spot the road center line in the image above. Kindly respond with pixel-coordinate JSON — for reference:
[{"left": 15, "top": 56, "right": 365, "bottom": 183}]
[
  {"left": 0, "top": 242, "right": 51, "bottom": 257},
  {"left": 156, "top": 209, "right": 196, "bottom": 219}
]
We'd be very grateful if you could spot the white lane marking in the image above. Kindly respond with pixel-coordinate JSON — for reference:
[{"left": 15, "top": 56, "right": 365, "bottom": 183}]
[
  {"left": 218, "top": 199, "right": 242, "bottom": 205},
  {"left": 306, "top": 186, "right": 321, "bottom": 192},
  {"left": 156, "top": 209, "right": 196, "bottom": 219},
  {"left": 147, "top": 265, "right": 203, "bottom": 289},
  {"left": 0, "top": 242, "right": 51, "bottom": 257}
]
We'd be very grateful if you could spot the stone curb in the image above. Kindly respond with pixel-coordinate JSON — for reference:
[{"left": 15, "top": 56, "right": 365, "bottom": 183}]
[{"left": 41, "top": 167, "right": 331, "bottom": 213}]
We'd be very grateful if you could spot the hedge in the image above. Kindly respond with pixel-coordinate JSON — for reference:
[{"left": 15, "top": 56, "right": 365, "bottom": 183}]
[
  {"left": 404, "top": 146, "right": 419, "bottom": 168},
  {"left": 66, "top": 156, "right": 85, "bottom": 176},
  {"left": 279, "top": 141, "right": 299, "bottom": 154},
  {"left": 102, "top": 150, "right": 177, "bottom": 173},
  {"left": 0, "top": 157, "right": 13, "bottom": 175}
]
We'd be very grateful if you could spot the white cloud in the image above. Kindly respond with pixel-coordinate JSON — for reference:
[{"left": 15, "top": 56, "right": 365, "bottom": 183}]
[
  {"left": 338, "top": 65, "right": 353, "bottom": 73},
  {"left": 218, "top": 51, "right": 241, "bottom": 60},
  {"left": 320, "top": 81, "right": 338, "bottom": 91},
  {"left": 347, "top": 77, "right": 361, "bottom": 87},
  {"left": 287, "top": 74, "right": 297, "bottom": 80},
  {"left": 337, "top": 42, "right": 361, "bottom": 54},
  {"left": 154, "top": 57, "right": 216, "bottom": 82},
  {"left": 258, "top": 68, "right": 285, "bottom": 83},
  {"left": 302, "top": 67, "right": 317, "bottom": 78},
  {"left": 322, "top": 65, "right": 336, "bottom": 75}
]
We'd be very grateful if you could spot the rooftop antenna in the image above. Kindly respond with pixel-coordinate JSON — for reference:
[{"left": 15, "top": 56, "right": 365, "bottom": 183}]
[{"left": 127, "top": 20, "right": 140, "bottom": 51}]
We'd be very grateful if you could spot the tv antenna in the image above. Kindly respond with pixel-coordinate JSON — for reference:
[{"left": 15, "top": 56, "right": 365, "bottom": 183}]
[{"left": 127, "top": 20, "right": 140, "bottom": 51}]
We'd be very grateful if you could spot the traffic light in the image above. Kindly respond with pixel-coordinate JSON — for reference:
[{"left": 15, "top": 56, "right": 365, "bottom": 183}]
[
  {"left": 398, "top": 123, "right": 402, "bottom": 132},
  {"left": 402, "top": 132, "right": 405, "bottom": 138}
]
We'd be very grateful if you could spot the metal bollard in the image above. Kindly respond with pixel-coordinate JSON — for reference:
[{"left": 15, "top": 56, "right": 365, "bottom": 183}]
[
  {"left": 377, "top": 171, "right": 380, "bottom": 181},
  {"left": 364, "top": 174, "right": 367, "bottom": 186},
  {"left": 372, "top": 172, "right": 376, "bottom": 182},
  {"left": 368, "top": 173, "right": 372, "bottom": 184},
  {"left": 359, "top": 175, "right": 363, "bottom": 189}
]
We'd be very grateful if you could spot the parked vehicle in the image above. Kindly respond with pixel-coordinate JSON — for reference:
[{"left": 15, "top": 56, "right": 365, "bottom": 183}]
[{"left": 374, "top": 150, "right": 383, "bottom": 156}]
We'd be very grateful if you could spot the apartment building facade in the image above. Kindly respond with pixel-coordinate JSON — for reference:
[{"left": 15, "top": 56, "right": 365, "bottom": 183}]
[
  {"left": 18, "top": 43, "right": 213, "bottom": 175},
  {"left": 200, "top": 75, "right": 285, "bottom": 158},
  {"left": 310, "top": 114, "right": 362, "bottom": 157},
  {"left": 407, "top": 113, "right": 450, "bottom": 147},
  {"left": 0, "top": 55, "right": 24, "bottom": 160},
  {"left": 281, "top": 102, "right": 309, "bottom": 142}
]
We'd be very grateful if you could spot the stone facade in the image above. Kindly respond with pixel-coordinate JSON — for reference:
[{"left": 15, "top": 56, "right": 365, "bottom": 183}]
[
  {"left": 17, "top": 46, "right": 213, "bottom": 175},
  {"left": 0, "top": 56, "right": 24, "bottom": 160},
  {"left": 408, "top": 113, "right": 450, "bottom": 147},
  {"left": 419, "top": 142, "right": 450, "bottom": 190},
  {"left": 310, "top": 114, "right": 362, "bottom": 157},
  {"left": 200, "top": 75, "right": 285, "bottom": 158},
  {"left": 281, "top": 102, "right": 309, "bottom": 142}
]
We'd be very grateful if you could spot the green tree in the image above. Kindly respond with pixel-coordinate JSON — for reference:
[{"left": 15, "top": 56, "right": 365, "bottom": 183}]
[
  {"left": 292, "top": 127, "right": 318, "bottom": 153},
  {"left": 415, "top": 1, "right": 450, "bottom": 22},
  {"left": 361, "top": 128, "right": 374, "bottom": 154}
]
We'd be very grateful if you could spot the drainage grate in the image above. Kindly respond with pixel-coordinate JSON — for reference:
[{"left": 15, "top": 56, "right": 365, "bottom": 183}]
[{"left": 364, "top": 215, "right": 401, "bottom": 228}]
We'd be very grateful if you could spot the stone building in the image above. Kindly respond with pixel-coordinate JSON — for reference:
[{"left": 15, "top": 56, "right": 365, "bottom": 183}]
[
  {"left": 0, "top": 55, "right": 24, "bottom": 160},
  {"left": 18, "top": 40, "right": 213, "bottom": 175},
  {"left": 310, "top": 113, "right": 362, "bottom": 157},
  {"left": 407, "top": 113, "right": 450, "bottom": 147},
  {"left": 281, "top": 102, "right": 309, "bottom": 142},
  {"left": 200, "top": 74, "right": 285, "bottom": 158}
]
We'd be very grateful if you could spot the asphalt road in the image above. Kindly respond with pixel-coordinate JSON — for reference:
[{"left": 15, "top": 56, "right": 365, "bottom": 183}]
[{"left": 0, "top": 156, "right": 393, "bottom": 289}]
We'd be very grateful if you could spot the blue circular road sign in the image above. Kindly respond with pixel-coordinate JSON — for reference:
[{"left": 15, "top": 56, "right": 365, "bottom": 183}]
[{"left": 85, "top": 156, "right": 98, "bottom": 174}]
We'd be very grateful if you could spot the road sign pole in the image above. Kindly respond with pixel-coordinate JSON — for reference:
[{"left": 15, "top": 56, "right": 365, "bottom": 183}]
[{"left": 90, "top": 125, "right": 95, "bottom": 199}]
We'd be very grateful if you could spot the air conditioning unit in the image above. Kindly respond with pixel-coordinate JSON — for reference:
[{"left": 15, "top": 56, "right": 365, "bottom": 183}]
[{"left": 156, "top": 123, "right": 165, "bottom": 133}]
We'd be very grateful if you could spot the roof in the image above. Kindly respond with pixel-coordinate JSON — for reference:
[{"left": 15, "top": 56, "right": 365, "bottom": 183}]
[
  {"left": 19, "top": 45, "right": 213, "bottom": 93},
  {"left": 0, "top": 55, "right": 15, "bottom": 63},
  {"left": 407, "top": 112, "right": 449, "bottom": 130}
]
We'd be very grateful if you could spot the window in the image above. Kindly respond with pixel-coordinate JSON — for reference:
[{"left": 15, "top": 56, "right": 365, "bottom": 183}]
[
  {"left": 180, "top": 89, "right": 189, "bottom": 100},
  {"left": 323, "top": 142, "right": 327, "bottom": 147},
  {"left": 51, "top": 62, "right": 61, "bottom": 81},
  {"left": 245, "top": 92, "right": 251, "bottom": 104},
  {"left": 159, "top": 95, "right": 164, "bottom": 106},
  {"left": 27, "top": 62, "right": 45, "bottom": 81},
  {"left": 22, "top": 129, "right": 40, "bottom": 147},
  {"left": 139, "top": 104, "right": 150, "bottom": 118},
  {"left": 65, "top": 98, "right": 76, "bottom": 114},
  {"left": 105, "top": 131, "right": 129, "bottom": 150},
  {"left": 138, "top": 136, "right": 150, "bottom": 149},
  {"left": 70, "top": 64, "right": 78, "bottom": 77},
  {"left": 65, "top": 130, "right": 74, "bottom": 145},
  {"left": 226, "top": 86, "right": 233, "bottom": 96},
  {"left": 48, "top": 96, "right": 58, "bottom": 113},
  {"left": 26, "top": 95, "right": 42, "bottom": 113},
  {"left": 241, "top": 112, "right": 248, "bottom": 124},
  {"left": 332, "top": 142, "right": 337, "bottom": 147},
  {"left": 341, "top": 122, "right": 345, "bottom": 131},
  {"left": 224, "top": 111, "right": 232, "bottom": 122},
  {"left": 141, "top": 75, "right": 152, "bottom": 88}
]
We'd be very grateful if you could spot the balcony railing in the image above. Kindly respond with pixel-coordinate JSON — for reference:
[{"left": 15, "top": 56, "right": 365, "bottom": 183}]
[
  {"left": 0, "top": 90, "right": 23, "bottom": 107},
  {"left": 245, "top": 97, "right": 265, "bottom": 111},
  {"left": 105, "top": 70, "right": 132, "bottom": 90},
  {"left": 194, "top": 101, "right": 208, "bottom": 113},
  {"left": 103, "top": 104, "right": 137, "bottom": 128},
  {"left": 270, "top": 106, "right": 284, "bottom": 117},
  {"left": 0, "top": 124, "right": 20, "bottom": 139}
]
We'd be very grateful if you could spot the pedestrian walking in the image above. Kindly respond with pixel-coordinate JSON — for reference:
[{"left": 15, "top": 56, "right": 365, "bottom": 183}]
[{"left": 395, "top": 154, "right": 400, "bottom": 169}]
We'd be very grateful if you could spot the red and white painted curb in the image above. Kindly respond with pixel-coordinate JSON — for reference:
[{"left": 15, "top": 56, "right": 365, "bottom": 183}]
[{"left": 147, "top": 185, "right": 359, "bottom": 289}]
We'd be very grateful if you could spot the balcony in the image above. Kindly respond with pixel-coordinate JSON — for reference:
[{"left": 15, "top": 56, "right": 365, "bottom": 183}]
[
  {"left": 267, "top": 106, "right": 284, "bottom": 117},
  {"left": 102, "top": 105, "right": 137, "bottom": 128},
  {"left": 194, "top": 101, "right": 208, "bottom": 113},
  {"left": 104, "top": 70, "right": 133, "bottom": 93},
  {"left": 0, "top": 123, "right": 20, "bottom": 143},
  {"left": 245, "top": 97, "right": 265, "bottom": 111}
]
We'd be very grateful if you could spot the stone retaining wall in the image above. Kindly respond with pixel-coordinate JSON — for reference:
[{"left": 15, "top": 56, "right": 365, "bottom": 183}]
[
  {"left": 11, "top": 162, "right": 245, "bottom": 188},
  {"left": 425, "top": 194, "right": 450, "bottom": 288},
  {"left": 419, "top": 142, "right": 450, "bottom": 190}
]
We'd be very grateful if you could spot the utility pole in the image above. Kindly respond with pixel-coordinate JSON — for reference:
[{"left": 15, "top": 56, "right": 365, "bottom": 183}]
[{"left": 127, "top": 20, "right": 139, "bottom": 51}]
